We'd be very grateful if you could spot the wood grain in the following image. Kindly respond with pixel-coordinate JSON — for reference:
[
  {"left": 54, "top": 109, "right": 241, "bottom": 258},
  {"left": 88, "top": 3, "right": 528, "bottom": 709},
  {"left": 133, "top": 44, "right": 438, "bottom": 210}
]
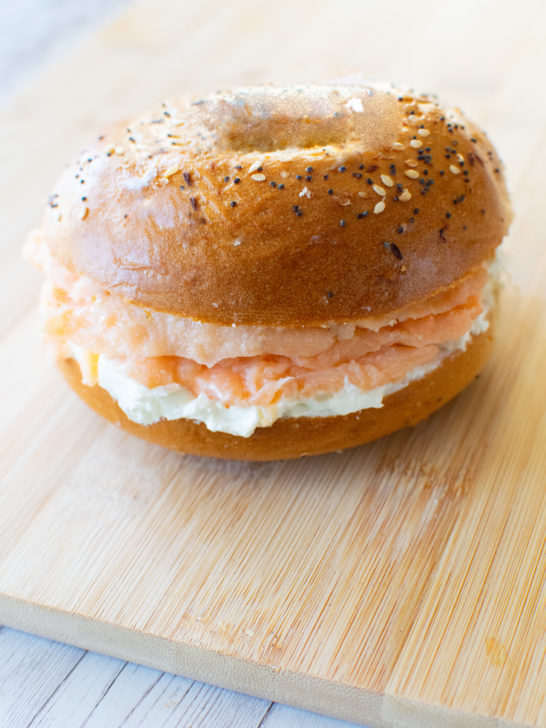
[{"left": 0, "top": 0, "right": 544, "bottom": 726}]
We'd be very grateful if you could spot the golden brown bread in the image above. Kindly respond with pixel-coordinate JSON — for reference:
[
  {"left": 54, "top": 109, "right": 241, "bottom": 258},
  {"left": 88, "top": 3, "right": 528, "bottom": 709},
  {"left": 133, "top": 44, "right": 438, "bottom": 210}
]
[
  {"left": 58, "top": 328, "right": 493, "bottom": 461},
  {"left": 40, "top": 84, "right": 511, "bottom": 326}
]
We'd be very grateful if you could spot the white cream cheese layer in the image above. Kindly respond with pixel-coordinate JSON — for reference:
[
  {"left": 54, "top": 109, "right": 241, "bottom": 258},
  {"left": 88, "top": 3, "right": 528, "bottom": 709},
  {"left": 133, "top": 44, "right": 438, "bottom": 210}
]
[{"left": 69, "top": 311, "right": 489, "bottom": 438}]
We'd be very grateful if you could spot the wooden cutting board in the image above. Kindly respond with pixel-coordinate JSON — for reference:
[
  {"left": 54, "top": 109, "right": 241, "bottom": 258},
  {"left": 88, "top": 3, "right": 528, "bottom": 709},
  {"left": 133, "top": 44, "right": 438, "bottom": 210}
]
[{"left": 0, "top": 1, "right": 544, "bottom": 726}]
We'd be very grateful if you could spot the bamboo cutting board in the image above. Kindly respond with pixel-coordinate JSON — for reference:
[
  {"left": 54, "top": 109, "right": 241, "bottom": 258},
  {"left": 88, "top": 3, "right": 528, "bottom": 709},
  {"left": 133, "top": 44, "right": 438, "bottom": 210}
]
[{"left": 0, "top": 1, "right": 545, "bottom": 726}]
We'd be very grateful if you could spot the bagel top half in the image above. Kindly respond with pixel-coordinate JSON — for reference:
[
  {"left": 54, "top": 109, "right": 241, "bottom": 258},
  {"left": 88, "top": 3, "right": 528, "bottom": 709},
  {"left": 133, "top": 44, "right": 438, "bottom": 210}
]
[{"left": 39, "top": 83, "right": 511, "bottom": 326}]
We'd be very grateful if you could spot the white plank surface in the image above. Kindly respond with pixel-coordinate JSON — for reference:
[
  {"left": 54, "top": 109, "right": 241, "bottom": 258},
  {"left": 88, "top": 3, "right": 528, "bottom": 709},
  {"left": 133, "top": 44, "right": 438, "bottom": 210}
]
[{"left": 0, "top": 627, "right": 363, "bottom": 728}]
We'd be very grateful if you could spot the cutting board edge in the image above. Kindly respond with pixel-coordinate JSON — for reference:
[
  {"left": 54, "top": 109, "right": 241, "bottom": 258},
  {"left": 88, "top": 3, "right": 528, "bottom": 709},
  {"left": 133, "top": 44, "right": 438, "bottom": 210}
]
[{"left": 0, "top": 594, "right": 532, "bottom": 728}]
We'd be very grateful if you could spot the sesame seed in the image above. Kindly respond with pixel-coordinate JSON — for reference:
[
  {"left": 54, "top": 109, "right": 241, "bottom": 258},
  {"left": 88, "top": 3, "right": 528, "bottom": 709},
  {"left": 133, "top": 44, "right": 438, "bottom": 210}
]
[
  {"left": 384, "top": 241, "right": 403, "bottom": 259},
  {"left": 251, "top": 173, "right": 266, "bottom": 181},
  {"left": 306, "top": 166, "right": 313, "bottom": 173},
  {"left": 357, "top": 211, "right": 368, "bottom": 218},
  {"left": 373, "top": 184, "right": 386, "bottom": 196},
  {"left": 306, "top": 175, "right": 312, "bottom": 181},
  {"left": 339, "top": 220, "right": 346, "bottom": 227},
  {"left": 405, "top": 169, "right": 419, "bottom": 179},
  {"left": 374, "top": 200, "right": 386, "bottom": 214},
  {"left": 358, "top": 191, "right": 367, "bottom": 198},
  {"left": 328, "top": 189, "right": 334, "bottom": 195},
  {"left": 393, "top": 142, "right": 405, "bottom": 150},
  {"left": 380, "top": 174, "right": 394, "bottom": 187},
  {"left": 79, "top": 206, "right": 89, "bottom": 220},
  {"left": 449, "top": 165, "right": 461, "bottom": 174},
  {"left": 270, "top": 181, "right": 277, "bottom": 187},
  {"left": 324, "top": 174, "right": 329, "bottom": 180},
  {"left": 189, "top": 197, "right": 198, "bottom": 209},
  {"left": 233, "top": 177, "right": 240, "bottom": 184},
  {"left": 338, "top": 166, "right": 346, "bottom": 172},
  {"left": 446, "top": 212, "right": 451, "bottom": 218},
  {"left": 114, "top": 146, "right": 125, "bottom": 155},
  {"left": 248, "top": 160, "right": 263, "bottom": 174},
  {"left": 230, "top": 201, "right": 237, "bottom": 207},
  {"left": 296, "top": 174, "right": 303, "bottom": 180},
  {"left": 405, "top": 159, "right": 418, "bottom": 168},
  {"left": 164, "top": 165, "right": 179, "bottom": 177},
  {"left": 278, "top": 183, "right": 285, "bottom": 189},
  {"left": 352, "top": 172, "right": 362, "bottom": 178},
  {"left": 399, "top": 189, "right": 412, "bottom": 201},
  {"left": 410, "top": 139, "right": 422, "bottom": 149},
  {"left": 417, "top": 128, "right": 430, "bottom": 137},
  {"left": 299, "top": 186, "right": 311, "bottom": 198},
  {"left": 391, "top": 243, "right": 403, "bottom": 259},
  {"left": 224, "top": 176, "right": 230, "bottom": 182},
  {"left": 183, "top": 172, "right": 192, "bottom": 186}
]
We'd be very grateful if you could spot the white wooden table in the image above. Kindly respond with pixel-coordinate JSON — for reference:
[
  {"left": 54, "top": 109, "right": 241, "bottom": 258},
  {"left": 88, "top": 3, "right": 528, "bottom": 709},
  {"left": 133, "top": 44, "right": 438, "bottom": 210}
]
[
  {"left": 0, "top": 2, "right": 361, "bottom": 725},
  {"left": 0, "top": 627, "right": 362, "bottom": 727}
]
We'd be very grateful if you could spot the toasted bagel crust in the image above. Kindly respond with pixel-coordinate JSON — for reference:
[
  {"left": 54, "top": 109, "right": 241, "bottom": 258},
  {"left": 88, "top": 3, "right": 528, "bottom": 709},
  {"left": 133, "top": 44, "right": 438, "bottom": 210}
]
[
  {"left": 58, "top": 329, "right": 492, "bottom": 460},
  {"left": 39, "top": 84, "right": 510, "bottom": 326}
]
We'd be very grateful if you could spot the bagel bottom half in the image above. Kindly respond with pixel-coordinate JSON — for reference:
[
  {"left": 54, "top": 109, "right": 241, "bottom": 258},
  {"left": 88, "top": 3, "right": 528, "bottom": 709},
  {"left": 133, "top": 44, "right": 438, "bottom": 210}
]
[{"left": 58, "top": 329, "right": 492, "bottom": 461}]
